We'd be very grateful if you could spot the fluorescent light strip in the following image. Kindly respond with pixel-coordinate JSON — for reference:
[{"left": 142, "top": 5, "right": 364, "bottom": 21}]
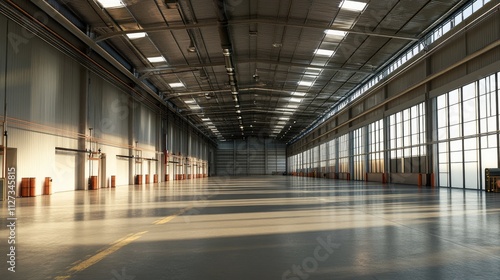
[{"left": 291, "top": 92, "right": 307, "bottom": 97}]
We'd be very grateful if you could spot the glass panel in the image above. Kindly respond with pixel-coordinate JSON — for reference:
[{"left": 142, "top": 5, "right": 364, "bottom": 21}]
[
  {"left": 450, "top": 163, "right": 464, "bottom": 188},
  {"left": 449, "top": 89, "right": 460, "bottom": 105},
  {"left": 464, "top": 162, "right": 478, "bottom": 189},
  {"left": 462, "top": 99, "right": 476, "bottom": 122}
]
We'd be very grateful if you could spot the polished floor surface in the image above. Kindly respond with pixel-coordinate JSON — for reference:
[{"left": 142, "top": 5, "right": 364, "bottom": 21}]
[{"left": 1, "top": 176, "right": 500, "bottom": 280}]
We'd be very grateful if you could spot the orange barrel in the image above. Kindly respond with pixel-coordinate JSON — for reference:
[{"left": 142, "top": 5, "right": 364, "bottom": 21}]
[
  {"left": 145, "top": 174, "right": 150, "bottom": 184},
  {"left": 153, "top": 174, "right": 158, "bottom": 183},
  {"left": 183, "top": 174, "right": 186, "bottom": 180},
  {"left": 44, "top": 177, "right": 52, "bottom": 195},
  {"left": 21, "top": 178, "right": 29, "bottom": 197},
  {"left": 111, "top": 175, "right": 116, "bottom": 188},
  {"left": 187, "top": 174, "right": 191, "bottom": 179},
  {"left": 90, "top": 176, "right": 98, "bottom": 190},
  {"left": 29, "top": 177, "right": 36, "bottom": 197},
  {"left": 135, "top": 175, "right": 142, "bottom": 185},
  {"left": 165, "top": 174, "right": 170, "bottom": 181}
]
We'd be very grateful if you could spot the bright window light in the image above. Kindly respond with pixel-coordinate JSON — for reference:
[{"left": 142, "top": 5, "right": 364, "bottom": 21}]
[
  {"left": 325, "top": 30, "right": 347, "bottom": 37},
  {"left": 305, "top": 67, "right": 322, "bottom": 75},
  {"left": 340, "top": 0, "right": 367, "bottom": 12},
  {"left": 148, "top": 56, "right": 166, "bottom": 63},
  {"left": 169, "top": 82, "right": 184, "bottom": 88},
  {"left": 97, "top": 0, "right": 124, "bottom": 8},
  {"left": 292, "top": 92, "right": 307, "bottom": 97},
  {"left": 289, "top": 97, "right": 303, "bottom": 103},
  {"left": 287, "top": 104, "right": 299, "bottom": 109},
  {"left": 126, "top": 32, "right": 147, "bottom": 39},
  {"left": 314, "top": 49, "right": 335, "bottom": 56},
  {"left": 184, "top": 100, "right": 196, "bottom": 104},
  {"left": 279, "top": 117, "right": 290, "bottom": 121},
  {"left": 201, "top": 118, "right": 210, "bottom": 122},
  {"left": 298, "top": 81, "right": 314, "bottom": 86}
]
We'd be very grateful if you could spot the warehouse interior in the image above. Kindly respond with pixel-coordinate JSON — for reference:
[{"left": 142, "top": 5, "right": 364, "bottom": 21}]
[{"left": 1, "top": 0, "right": 500, "bottom": 279}]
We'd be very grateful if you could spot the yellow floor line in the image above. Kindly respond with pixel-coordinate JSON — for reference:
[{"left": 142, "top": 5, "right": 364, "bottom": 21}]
[
  {"left": 55, "top": 231, "right": 147, "bottom": 279},
  {"left": 153, "top": 206, "right": 194, "bottom": 225}
]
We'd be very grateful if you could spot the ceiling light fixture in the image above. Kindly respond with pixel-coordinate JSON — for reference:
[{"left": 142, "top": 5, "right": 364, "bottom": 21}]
[
  {"left": 126, "top": 32, "right": 147, "bottom": 39},
  {"left": 187, "top": 41, "right": 196, "bottom": 53},
  {"left": 147, "top": 56, "right": 166, "bottom": 63},
  {"left": 169, "top": 82, "right": 184, "bottom": 88},
  {"left": 291, "top": 92, "right": 307, "bottom": 97},
  {"left": 97, "top": 0, "right": 124, "bottom": 8}
]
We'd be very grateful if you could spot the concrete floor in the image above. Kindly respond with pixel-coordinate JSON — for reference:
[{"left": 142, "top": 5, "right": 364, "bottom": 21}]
[{"left": 1, "top": 176, "right": 500, "bottom": 280}]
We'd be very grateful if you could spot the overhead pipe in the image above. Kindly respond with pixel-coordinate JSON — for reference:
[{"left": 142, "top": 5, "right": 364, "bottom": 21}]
[{"left": 213, "top": 0, "right": 241, "bottom": 107}]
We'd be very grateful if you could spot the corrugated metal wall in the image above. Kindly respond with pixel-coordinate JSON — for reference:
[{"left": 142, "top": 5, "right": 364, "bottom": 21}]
[
  {"left": 0, "top": 14, "right": 214, "bottom": 195},
  {"left": 216, "top": 138, "right": 286, "bottom": 176}
]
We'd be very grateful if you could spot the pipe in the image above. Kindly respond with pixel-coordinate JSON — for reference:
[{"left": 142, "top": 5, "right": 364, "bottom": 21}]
[
  {"left": 213, "top": 0, "right": 240, "bottom": 109},
  {"left": 55, "top": 147, "right": 88, "bottom": 153}
]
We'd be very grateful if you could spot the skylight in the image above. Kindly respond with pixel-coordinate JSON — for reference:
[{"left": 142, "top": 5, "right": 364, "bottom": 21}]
[
  {"left": 314, "top": 49, "right": 335, "bottom": 56},
  {"left": 324, "top": 30, "right": 347, "bottom": 37},
  {"left": 298, "top": 81, "right": 314, "bottom": 87},
  {"left": 340, "top": 0, "right": 367, "bottom": 12}
]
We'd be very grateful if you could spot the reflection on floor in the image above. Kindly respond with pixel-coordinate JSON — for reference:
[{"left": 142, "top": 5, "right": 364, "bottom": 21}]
[{"left": 1, "top": 176, "right": 500, "bottom": 279}]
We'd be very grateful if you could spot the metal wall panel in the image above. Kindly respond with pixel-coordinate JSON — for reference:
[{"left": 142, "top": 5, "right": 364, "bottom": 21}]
[
  {"left": 0, "top": 16, "right": 214, "bottom": 193},
  {"left": 467, "top": 15, "right": 500, "bottom": 54},
  {"left": 215, "top": 139, "right": 286, "bottom": 175},
  {"left": 0, "top": 15, "right": 6, "bottom": 114}
]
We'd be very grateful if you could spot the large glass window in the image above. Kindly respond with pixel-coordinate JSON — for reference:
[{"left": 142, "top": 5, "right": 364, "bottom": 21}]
[
  {"left": 328, "top": 139, "right": 337, "bottom": 174},
  {"left": 389, "top": 103, "right": 426, "bottom": 173},
  {"left": 338, "top": 134, "right": 350, "bottom": 173},
  {"left": 353, "top": 127, "right": 367, "bottom": 180},
  {"left": 369, "top": 120, "right": 384, "bottom": 173},
  {"left": 436, "top": 73, "right": 499, "bottom": 189}
]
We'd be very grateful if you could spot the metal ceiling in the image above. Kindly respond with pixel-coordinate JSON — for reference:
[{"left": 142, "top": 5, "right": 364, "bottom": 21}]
[{"left": 31, "top": 0, "right": 469, "bottom": 142}]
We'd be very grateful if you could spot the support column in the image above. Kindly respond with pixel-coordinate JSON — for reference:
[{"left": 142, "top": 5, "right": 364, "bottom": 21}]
[
  {"left": 77, "top": 68, "right": 89, "bottom": 190},
  {"left": 425, "top": 56, "right": 435, "bottom": 186},
  {"left": 128, "top": 98, "right": 135, "bottom": 185}
]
